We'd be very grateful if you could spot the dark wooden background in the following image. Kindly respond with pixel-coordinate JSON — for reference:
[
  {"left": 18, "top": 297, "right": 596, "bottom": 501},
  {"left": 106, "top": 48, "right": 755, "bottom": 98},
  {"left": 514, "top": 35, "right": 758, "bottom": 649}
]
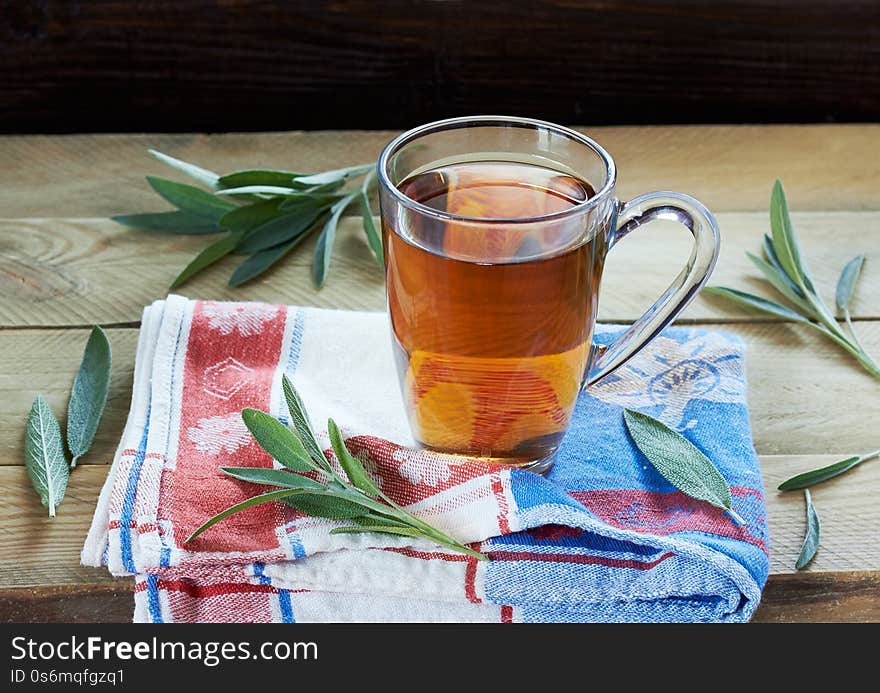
[{"left": 3, "top": 0, "right": 879, "bottom": 134}]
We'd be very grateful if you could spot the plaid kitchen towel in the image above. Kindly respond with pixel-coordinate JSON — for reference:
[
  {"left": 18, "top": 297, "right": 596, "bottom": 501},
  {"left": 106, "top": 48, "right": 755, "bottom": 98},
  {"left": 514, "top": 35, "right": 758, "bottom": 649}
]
[{"left": 83, "top": 295, "right": 768, "bottom": 622}]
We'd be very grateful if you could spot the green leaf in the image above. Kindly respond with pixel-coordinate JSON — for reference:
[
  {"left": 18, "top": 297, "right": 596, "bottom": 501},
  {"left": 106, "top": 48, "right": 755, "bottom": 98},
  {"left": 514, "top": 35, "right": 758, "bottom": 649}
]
[
  {"left": 313, "top": 194, "right": 358, "bottom": 288},
  {"left": 770, "top": 180, "right": 816, "bottom": 294},
  {"left": 218, "top": 170, "right": 303, "bottom": 189},
  {"left": 746, "top": 252, "right": 814, "bottom": 315},
  {"left": 216, "top": 185, "right": 302, "bottom": 197},
  {"left": 281, "top": 375, "right": 330, "bottom": 472},
  {"left": 24, "top": 396, "right": 70, "bottom": 518},
  {"left": 66, "top": 326, "right": 112, "bottom": 467},
  {"left": 111, "top": 211, "right": 221, "bottom": 234},
  {"left": 796, "top": 489, "right": 820, "bottom": 570},
  {"left": 279, "top": 193, "right": 347, "bottom": 211},
  {"left": 836, "top": 255, "right": 865, "bottom": 314},
  {"left": 220, "top": 199, "right": 285, "bottom": 234},
  {"left": 293, "top": 164, "right": 374, "bottom": 188},
  {"left": 169, "top": 234, "right": 238, "bottom": 289},
  {"left": 283, "top": 493, "right": 367, "bottom": 519},
  {"left": 146, "top": 176, "right": 236, "bottom": 223},
  {"left": 185, "top": 488, "right": 310, "bottom": 542},
  {"left": 359, "top": 192, "right": 384, "bottom": 265},
  {"left": 236, "top": 209, "right": 323, "bottom": 254},
  {"left": 227, "top": 226, "right": 318, "bottom": 287},
  {"left": 220, "top": 466, "right": 325, "bottom": 491},
  {"left": 240, "top": 408, "right": 316, "bottom": 473},
  {"left": 149, "top": 150, "right": 219, "bottom": 189},
  {"left": 702, "top": 286, "right": 811, "bottom": 323},
  {"left": 778, "top": 450, "right": 879, "bottom": 491},
  {"left": 330, "top": 525, "right": 427, "bottom": 539},
  {"left": 623, "top": 409, "right": 744, "bottom": 525},
  {"left": 327, "top": 418, "right": 381, "bottom": 496}
]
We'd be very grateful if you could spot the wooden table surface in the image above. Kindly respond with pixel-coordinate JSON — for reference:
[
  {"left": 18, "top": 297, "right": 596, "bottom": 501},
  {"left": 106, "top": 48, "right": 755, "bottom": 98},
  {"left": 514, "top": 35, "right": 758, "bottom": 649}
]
[{"left": 0, "top": 125, "right": 878, "bottom": 622}]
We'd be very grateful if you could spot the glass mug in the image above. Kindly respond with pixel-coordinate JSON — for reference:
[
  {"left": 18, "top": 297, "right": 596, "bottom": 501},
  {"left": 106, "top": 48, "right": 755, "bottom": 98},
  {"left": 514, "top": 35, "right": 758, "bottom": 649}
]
[{"left": 378, "top": 116, "right": 719, "bottom": 473}]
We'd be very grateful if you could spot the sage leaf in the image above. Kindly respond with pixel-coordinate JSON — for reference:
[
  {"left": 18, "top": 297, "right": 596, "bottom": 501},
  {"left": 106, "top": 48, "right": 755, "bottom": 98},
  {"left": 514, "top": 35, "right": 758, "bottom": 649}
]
[
  {"left": 111, "top": 211, "right": 221, "bottom": 234},
  {"left": 228, "top": 221, "right": 319, "bottom": 287},
  {"left": 327, "top": 418, "right": 380, "bottom": 496},
  {"left": 313, "top": 193, "right": 358, "bottom": 288},
  {"left": 66, "top": 326, "right": 112, "bottom": 467},
  {"left": 623, "top": 409, "right": 744, "bottom": 525},
  {"left": 836, "top": 255, "right": 865, "bottom": 313},
  {"left": 283, "top": 493, "right": 366, "bottom": 519},
  {"left": 240, "top": 408, "right": 315, "bottom": 473},
  {"left": 220, "top": 199, "right": 285, "bottom": 234},
  {"left": 220, "top": 466, "right": 324, "bottom": 491},
  {"left": 795, "top": 489, "right": 820, "bottom": 570},
  {"left": 146, "top": 176, "right": 236, "bottom": 223},
  {"left": 24, "top": 396, "right": 70, "bottom": 518},
  {"left": 218, "top": 170, "right": 303, "bottom": 189},
  {"left": 279, "top": 193, "right": 347, "bottom": 211},
  {"left": 746, "top": 252, "right": 814, "bottom": 315},
  {"left": 149, "top": 150, "right": 219, "bottom": 189},
  {"left": 236, "top": 209, "right": 323, "bottom": 254},
  {"left": 761, "top": 234, "right": 798, "bottom": 289},
  {"left": 702, "top": 286, "right": 811, "bottom": 323},
  {"left": 216, "top": 185, "right": 302, "bottom": 197},
  {"left": 330, "top": 525, "right": 427, "bottom": 539},
  {"left": 770, "top": 179, "right": 815, "bottom": 294},
  {"left": 778, "top": 450, "right": 879, "bottom": 491},
  {"left": 169, "top": 234, "right": 238, "bottom": 289},
  {"left": 185, "top": 488, "right": 310, "bottom": 542},
  {"left": 281, "top": 375, "right": 331, "bottom": 472},
  {"left": 359, "top": 192, "right": 383, "bottom": 265},
  {"left": 293, "top": 164, "right": 374, "bottom": 187}
]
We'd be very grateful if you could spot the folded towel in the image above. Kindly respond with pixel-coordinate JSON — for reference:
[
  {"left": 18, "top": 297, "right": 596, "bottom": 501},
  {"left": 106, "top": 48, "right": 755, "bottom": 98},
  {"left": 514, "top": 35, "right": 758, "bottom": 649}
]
[{"left": 83, "top": 295, "right": 768, "bottom": 622}]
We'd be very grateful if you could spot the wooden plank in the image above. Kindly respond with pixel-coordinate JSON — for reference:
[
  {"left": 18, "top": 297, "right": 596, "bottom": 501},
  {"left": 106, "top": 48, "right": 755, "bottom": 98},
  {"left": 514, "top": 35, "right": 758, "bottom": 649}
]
[
  {"left": 0, "top": 454, "right": 877, "bottom": 589},
  {"left": 2, "top": 322, "right": 878, "bottom": 465},
  {"left": 2, "top": 212, "right": 878, "bottom": 328},
  {"left": 1, "top": 126, "right": 879, "bottom": 218},
  {"left": 3, "top": 2, "right": 880, "bottom": 133},
  {"left": 753, "top": 572, "right": 880, "bottom": 623},
  {"left": 2, "top": 573, "right": 877, "bottom": 622}
]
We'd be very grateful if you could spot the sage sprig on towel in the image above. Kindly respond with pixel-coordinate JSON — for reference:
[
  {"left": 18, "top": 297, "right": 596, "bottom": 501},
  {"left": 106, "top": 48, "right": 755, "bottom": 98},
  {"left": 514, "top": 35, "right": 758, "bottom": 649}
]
[
  {"left": 623, "top": 409, "right": 745, "bottom": 526},
  {"left": 24, "top": 326, "right": 112, "bottom": 516},
  {"left": 703, "top": 180, "right": 878, "bottom": 379},
  {"left": 113, "top": 150, "right": 382, "bottom": 289},
  {"left": 185, "top": 376, "right": 487, "bottom": 560}
]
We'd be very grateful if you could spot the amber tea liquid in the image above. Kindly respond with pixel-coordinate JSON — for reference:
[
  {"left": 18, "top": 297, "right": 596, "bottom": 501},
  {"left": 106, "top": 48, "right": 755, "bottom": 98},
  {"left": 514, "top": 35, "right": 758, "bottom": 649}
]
[{"left": 385, "top": 161, "right": 608, "bottom": 463}]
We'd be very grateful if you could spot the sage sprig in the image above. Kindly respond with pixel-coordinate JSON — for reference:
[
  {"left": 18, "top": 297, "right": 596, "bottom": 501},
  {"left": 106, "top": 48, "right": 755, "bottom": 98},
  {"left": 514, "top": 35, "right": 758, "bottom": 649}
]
[
  {"left": 623, "top": 409, "right": 745, "bottom": 526},
  {"left": 703, "top": 180, "right": 878, "bottom": 379},
  {"left": 113, "top": 150, "right": 382, "bottom": 289},
  {"left": 186, "top": 376, "right": 486, "bottom": 560},
  {"left": 24, "top": 327, "right": 112, "bottom": 516}
]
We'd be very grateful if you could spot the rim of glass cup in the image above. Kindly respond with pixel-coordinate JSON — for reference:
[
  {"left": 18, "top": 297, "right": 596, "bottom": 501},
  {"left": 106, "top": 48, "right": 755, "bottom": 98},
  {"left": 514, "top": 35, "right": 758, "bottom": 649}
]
[{"left": 377, "top": 115, "right": 618, "bottom": 225}]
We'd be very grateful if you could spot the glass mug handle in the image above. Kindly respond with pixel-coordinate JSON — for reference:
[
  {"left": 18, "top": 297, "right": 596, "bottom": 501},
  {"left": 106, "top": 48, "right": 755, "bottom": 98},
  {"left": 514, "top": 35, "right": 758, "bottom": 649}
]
[{"left": 586, "top": 191, "right": 721, "bottom": 385}]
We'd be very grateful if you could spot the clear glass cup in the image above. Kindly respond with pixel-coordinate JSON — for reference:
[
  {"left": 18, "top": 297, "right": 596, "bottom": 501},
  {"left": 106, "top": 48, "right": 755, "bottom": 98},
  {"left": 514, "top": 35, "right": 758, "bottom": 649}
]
[{"left": 378, "top": 116, "right": 720, "bottom": 473}]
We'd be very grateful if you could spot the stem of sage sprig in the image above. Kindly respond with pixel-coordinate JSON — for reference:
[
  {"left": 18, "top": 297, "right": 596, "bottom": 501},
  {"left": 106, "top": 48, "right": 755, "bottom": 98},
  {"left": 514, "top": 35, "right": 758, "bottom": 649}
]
[
  {"left": 185, "top": 375, "right": 487, "bottom": 561},
  {"left": 113, "top": 151, "right": 381, "bottom": 289},
  {"left": 703, "top": 180, "right": 879, "bottom": 379}
]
